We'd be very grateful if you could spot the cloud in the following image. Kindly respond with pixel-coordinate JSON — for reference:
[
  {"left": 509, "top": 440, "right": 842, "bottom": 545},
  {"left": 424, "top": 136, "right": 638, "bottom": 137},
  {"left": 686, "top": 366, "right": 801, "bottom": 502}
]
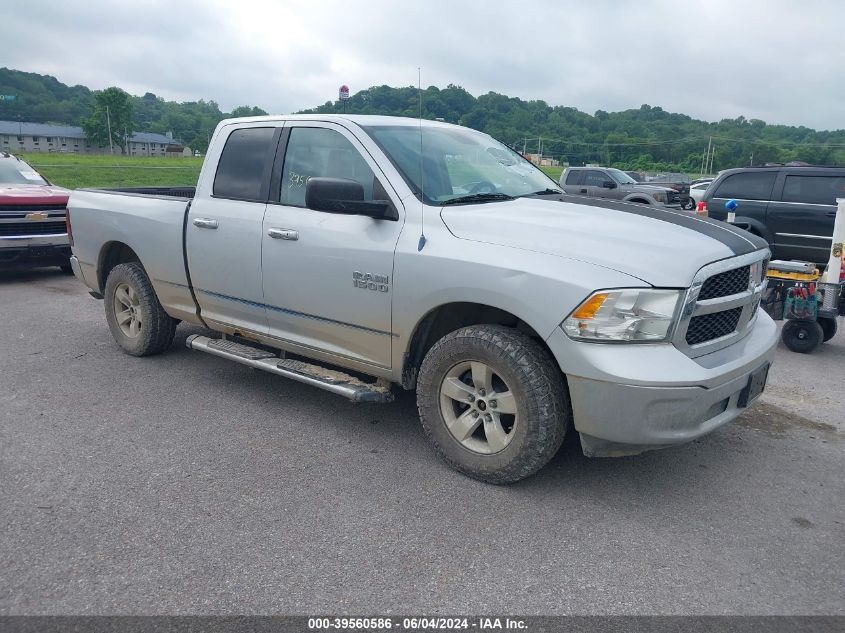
[{"left": 5, "top": 0, "right": 844, "bottom": 130}]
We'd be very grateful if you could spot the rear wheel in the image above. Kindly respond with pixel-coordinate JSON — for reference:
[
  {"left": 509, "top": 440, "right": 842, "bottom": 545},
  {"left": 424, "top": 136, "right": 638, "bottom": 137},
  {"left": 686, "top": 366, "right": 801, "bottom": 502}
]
[
  {"left": 416, "top": 325, "right": 570, "bottom": 484},
  {"left": 104, "top": 262, "right": 177, "bottom": 356},
  {"left": 819, "top": 317, "right": 837, "bottom": 343},
  {"left": 60, "top": 262, "right": 73, "bottom": 274},
  {"left": 781, "top": 319, "right": 823, "bottom": 354}
]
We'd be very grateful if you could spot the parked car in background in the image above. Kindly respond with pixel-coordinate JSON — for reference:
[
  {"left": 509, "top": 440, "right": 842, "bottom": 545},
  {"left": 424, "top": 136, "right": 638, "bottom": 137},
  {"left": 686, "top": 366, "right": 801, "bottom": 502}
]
[
  {"left": 701, "top": 165, "right": 845, "bottom": 264},
  {"left": 640, "top": 173, "right": 694, "bottom": 210},
  {"left": 0, "top": 153, "right": 71, "bottom": 272},
  {"left": 688, "top": 178, "right": 714, "bottom": 207},
  {"left": 560, "top": 167, "right": 685, "bottom": 208}
]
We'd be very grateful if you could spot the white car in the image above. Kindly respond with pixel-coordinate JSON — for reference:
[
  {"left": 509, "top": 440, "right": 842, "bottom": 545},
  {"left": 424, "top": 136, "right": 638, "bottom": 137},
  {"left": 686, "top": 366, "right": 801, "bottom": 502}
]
[{"left": 689, "top": 179, "right": 713, "bottom": 207}]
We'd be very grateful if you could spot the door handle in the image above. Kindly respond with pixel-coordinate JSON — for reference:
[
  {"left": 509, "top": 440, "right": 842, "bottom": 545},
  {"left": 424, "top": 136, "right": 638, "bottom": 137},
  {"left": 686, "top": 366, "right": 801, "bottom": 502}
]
[
  {"left": 826, "top": 211, "right": 837, "bottom": 217},
  {"left": 268, "top": 228, "right": 299, "bottom": 241},
  {"left": 193, "top": 218, "right": 219, "bottom": 229},
  {"left": 579, "top": 189, "right": 588, "bottom": 194}
]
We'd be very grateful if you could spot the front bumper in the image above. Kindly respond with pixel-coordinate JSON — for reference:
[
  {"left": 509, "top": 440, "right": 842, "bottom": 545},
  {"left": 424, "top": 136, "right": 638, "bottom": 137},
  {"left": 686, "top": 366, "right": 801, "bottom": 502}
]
[
  {"left": 0, "top": 234, "right": 71, "bottom": 269},
  {"left": 546, "top": 312, "right": 778, "bottom": 456}
]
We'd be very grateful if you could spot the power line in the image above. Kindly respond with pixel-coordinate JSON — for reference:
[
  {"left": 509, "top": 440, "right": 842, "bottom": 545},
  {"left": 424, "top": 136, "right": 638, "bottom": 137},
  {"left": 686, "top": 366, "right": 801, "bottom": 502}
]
[{"left": 518, "top": 135, "right": 845, "bottom": 149}]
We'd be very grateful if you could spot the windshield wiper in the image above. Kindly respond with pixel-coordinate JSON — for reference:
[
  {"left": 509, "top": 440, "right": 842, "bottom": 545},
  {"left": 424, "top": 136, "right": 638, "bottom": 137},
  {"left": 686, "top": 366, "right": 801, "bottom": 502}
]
[
  {"left": 523, "top": 188, "right": 563, "bottom": 196},
  {"left": 440, "top": 193, "right": 515, "bottom": 205}
]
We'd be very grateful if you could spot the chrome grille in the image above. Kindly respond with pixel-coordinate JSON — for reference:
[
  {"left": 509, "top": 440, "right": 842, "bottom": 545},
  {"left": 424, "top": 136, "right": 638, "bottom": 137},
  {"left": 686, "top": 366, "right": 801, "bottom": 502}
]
[
  {"left": 0, "top": 221, "right": 67, "bottom": 236},
  {"left": 674, "top": 251, "right": 770, "bottom": 358},
  {"left": 686, "top": 307, "right": 743, "bottom": 345},
  {"left": 0, "top": 204, "right": 67, "bottom": 213},
  {"left": 699, "top": 265, "right": 750, "bottom": 300}
]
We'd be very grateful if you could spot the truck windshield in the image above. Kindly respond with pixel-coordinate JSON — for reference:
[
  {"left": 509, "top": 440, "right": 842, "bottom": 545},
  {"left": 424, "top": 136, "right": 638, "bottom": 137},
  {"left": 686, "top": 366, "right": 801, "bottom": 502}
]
[
  {"left": 608, "top": 168, "right": 638, "bottom": 185},
  {"left": 362, "top": 124, "right": 560, "bottom": 204},
  {"left": 0, "top": 159, "right": 48, "bottom": 185}
]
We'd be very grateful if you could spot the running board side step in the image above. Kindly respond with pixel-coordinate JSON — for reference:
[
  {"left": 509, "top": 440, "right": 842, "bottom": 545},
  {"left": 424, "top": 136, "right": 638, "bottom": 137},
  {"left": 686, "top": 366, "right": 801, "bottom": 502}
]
[{"left": 185, "top": 335, "right": 393, "bottom": 403}]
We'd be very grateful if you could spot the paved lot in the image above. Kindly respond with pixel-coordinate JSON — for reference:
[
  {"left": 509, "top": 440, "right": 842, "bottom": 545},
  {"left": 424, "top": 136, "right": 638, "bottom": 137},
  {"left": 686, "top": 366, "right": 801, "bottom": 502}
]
[{"left": 1, "top": 269, "right": 843, "bottom": 615}]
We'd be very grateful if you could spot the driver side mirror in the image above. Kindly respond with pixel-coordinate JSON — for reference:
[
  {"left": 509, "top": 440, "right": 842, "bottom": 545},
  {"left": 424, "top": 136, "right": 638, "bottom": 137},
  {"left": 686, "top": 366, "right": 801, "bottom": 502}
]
[
  {"left": 602, "top": 180, "right": 617, "bottom": 189},
  {"left": 305, "top": 177, "right": 397, "bottom": 220}
]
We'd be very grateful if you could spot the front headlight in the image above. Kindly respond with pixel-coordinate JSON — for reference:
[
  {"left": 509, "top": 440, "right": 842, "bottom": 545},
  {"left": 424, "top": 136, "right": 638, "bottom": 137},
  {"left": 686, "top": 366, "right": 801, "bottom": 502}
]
[{"left": 563, "top": 289, "right": 682, "bottom": 342}]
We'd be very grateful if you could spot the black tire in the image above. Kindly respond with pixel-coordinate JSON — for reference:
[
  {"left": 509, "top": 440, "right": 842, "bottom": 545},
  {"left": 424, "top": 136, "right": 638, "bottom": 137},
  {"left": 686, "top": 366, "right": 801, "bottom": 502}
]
[
  {"left": 819, "top": 317, "right": 838, "bottom": 343},
  {"left": 781, "top": 319, "right": 823, "bottom": 354},
  {"left": 59, "top": 262, "right": 73, "bottom": 274},
  {"left": 416, "top": 325, "right": 570, "bottom": 484},
  {"left": 682, "top": 197, "right": 696, "bottom": 211},
  {"left": 104, "top": 262, "right": 177, "bottom": 356}
]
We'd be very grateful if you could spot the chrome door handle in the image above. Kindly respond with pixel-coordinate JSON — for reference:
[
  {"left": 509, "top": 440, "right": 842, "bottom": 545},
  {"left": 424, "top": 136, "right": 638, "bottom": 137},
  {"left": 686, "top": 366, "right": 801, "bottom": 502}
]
[
  {"left": 268, "top": 228, "right": 299, "bottom": 241},
  {"left": 579, "top": 189, "right": 587, "bottom": 194},
  {"left": 193, "top": 218, "right": 219, "bottom": 229}
]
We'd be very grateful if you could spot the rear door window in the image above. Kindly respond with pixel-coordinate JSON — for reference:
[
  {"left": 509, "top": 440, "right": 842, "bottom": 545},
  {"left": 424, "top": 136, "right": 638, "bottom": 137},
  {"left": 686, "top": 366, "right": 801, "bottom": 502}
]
[
  {"left": 213, "top": 127, "right": 276, "bottom": 200},
  {"left": 583, "top": 170, "right": 608, "bottom": 187},
  {"left": 712, "top": 172, "right": 776, "bottom": 200},
  {"left": 564, "top": 170, "right": 580, "bottom": 185},
  {"left": 782, "top": 175, "right": 845, "bottom": 205}
]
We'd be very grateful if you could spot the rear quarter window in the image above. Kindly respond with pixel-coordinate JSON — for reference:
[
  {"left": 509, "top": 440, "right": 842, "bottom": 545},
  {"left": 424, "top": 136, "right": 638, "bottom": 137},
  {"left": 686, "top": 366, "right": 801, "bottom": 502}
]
[
  {"left": 213, "top": 127, "right": 276, "bottom": 200},
  {"left": 712, "top": 172, "right": 776, "bottom": 201},
  {"left": 782, "top": 175, "right": 845, "bottom": 205}
]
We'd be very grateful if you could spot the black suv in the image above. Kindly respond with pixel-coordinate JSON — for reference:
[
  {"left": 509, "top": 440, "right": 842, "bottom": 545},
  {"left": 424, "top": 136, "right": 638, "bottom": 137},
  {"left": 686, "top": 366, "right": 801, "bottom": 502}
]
[{"left": 702, "top": 166, "right": 845, "bottom": 264}]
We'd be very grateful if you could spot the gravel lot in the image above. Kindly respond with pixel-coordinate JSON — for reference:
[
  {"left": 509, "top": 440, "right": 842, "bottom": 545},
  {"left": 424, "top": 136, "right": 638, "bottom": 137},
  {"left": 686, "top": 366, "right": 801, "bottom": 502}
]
[{"left": 1, "top": 269, "right": 843, "bottom": 615}]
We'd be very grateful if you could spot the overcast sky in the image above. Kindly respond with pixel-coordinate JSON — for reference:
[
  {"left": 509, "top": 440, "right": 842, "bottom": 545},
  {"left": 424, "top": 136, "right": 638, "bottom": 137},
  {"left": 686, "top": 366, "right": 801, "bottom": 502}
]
[{"left": 5, "top": 0, "right": 843, "bottom": 130}]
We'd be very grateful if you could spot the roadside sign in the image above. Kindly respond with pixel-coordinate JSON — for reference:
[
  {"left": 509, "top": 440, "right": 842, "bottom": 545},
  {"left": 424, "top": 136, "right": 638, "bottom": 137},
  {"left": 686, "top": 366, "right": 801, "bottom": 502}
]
[{"left": 339, "top": 85, "right": 350, "bottom": 100}]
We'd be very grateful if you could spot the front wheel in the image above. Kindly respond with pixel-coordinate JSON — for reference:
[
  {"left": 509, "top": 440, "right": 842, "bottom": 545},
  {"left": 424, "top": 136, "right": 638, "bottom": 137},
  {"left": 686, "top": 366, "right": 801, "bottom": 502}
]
[
  {"left": 682, "top": 197, "right": 696, "bottom": 210},
  {"left": 104, "top": 262, "right": 177, "bottom": 356},
  {"left": 416, "top": 325, "right": 570, "bottom": 484}
]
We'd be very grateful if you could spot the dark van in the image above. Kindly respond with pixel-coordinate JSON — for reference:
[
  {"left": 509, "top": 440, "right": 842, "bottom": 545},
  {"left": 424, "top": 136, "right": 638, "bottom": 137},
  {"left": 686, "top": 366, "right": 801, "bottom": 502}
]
[{"left": 701, "top": 166, "right": 845, "bottom": 264}]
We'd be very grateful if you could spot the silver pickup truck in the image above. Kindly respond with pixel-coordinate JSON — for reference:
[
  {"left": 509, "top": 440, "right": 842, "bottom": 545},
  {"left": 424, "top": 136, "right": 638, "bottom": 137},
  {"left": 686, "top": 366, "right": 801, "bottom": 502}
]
[{"left": 68, "top": 115, "right": 777, "bottom": 483}]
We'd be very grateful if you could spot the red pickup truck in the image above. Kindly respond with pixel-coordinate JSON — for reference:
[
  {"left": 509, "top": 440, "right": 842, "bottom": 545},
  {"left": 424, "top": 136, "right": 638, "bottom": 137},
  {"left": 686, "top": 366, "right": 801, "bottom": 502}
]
[{"left": 0, "top": 153, "right": 71, "bottom": 272}]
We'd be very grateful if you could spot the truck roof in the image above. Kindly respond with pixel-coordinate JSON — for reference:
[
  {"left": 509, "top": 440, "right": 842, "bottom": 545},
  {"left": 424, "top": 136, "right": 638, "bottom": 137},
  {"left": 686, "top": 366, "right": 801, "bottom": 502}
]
[{"left": 215, "top": 113, "right": 462, "bottom": 129}]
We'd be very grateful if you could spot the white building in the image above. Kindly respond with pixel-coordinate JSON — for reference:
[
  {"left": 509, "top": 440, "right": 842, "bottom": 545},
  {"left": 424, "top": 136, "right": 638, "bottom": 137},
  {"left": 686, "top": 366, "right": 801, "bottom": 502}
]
[{"left": 0, "top": 121, "right": 191, "bottom": 156}]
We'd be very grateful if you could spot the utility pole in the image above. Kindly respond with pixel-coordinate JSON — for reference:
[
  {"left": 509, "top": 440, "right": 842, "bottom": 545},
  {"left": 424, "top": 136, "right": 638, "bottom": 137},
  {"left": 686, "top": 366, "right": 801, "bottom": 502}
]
[
  {"left": 538, "top": 136, "right": 542, "bottom": 165},
  {"left": 522, "top": 138, "right": 527, "bottom": 156},
  {"left": 703, "top": 136, "right": 712, "bottom": 176},
  {"left": 750, "top": 152, "right": 754, "bottom": 167},
  {"left": 106, "top": 105, "right": 114, "bottom": 155},
  {"left": 708, "top": 144, "right": 716, "bottom": 175}
]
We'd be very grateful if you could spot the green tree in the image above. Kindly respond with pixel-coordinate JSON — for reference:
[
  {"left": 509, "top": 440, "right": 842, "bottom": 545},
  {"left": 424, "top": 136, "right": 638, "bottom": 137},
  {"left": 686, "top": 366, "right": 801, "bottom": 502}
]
[
  {"left": 82, "top": 87, "right": 133, "bottom": 154},
  {"left": 229, "top": 105, "right": 268, "bottom": 118}
]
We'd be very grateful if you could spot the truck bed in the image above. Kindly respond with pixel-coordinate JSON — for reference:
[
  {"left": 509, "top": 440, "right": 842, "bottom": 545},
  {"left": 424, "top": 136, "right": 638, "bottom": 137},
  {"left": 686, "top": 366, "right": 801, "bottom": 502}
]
[
  {"left": 88, "top": 186, "right": 196, "bottom": 200},
  {"left": 68, "top": 187, "right": 197, "bottom": 321}
]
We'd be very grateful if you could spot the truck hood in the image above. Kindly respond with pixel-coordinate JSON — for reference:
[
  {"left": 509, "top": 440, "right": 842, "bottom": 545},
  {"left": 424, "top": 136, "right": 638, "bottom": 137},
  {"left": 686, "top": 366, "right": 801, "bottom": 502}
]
[
  {"left": 440, "top": 197, "right": 765, "bottom": 287},
  {"left": 0, "top": 184, "right": 70, "bottom": 206}
]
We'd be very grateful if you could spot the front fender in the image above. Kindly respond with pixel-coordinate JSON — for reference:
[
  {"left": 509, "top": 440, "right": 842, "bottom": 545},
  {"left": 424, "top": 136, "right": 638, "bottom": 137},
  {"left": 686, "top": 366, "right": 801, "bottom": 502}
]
[
  {"left": 622, "top": 193, "right": 656, "bottom": 204},
  {"left": 389, "top": 224, "right": 647, "bottom": 380}
]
